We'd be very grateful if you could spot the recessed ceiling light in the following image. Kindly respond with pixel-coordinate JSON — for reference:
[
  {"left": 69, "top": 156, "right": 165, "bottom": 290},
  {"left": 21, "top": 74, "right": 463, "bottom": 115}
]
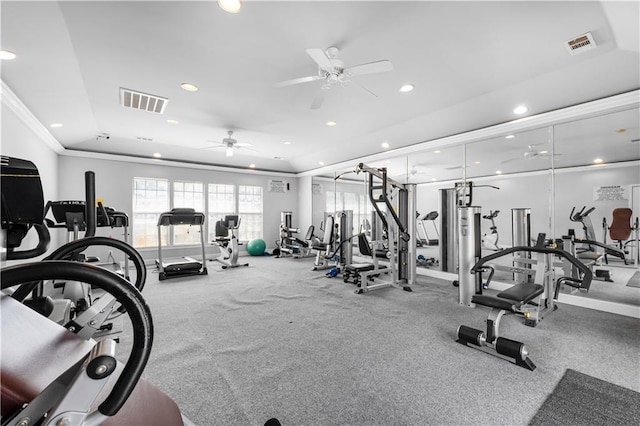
[
  {"left": 283, "top": 141, "right": 292, "bottom": 145},
  {"left": 49, "top": 123, "right": 63, "bottom": 128},
  {"left": 594, "top": 158, "right": 604, "bottom": 164},
  {"left": 318, "top": 161, "right": 325, "bottom": 166},
  {"left": 326, "top": 121, "right": 336, "bottom": 127},
  {"left": 431, "top": 178, "right": 437, "bottom": 182},
  {"left": 539, "top": 150, "right": 549, "bottom": 154},
  {"left": 615, "top": 128, "right": 626, "bottom": 134},
  {"left": 434, "top": 150, "right": 441, "bottom": 154},
  {"left": 381, "top": 142, "right": 390, "bottom": 149},
  {"left": 152, "top": 152, "right": 162, "bottom": 158},
  {"left": 385, "top": 160, "right": 392, "bottom": 164},
  {"left": 496, "top": 170, "right": 503, "bottom": 174},
  {"left": 166, "top": 119, "right": 179, "bottom": 125},
  {"left": 513, "top": 105, "right": 528, "bottom": 115},
  {"left": 249, "top": 163, "right": 256, "bottom": 168},
  {"left": 180, "top": 82, "right": 198, "bottom": 92},
  {"left": 218, "top": 0, "right": 242, "bottom": 13},
  {"left": 505, "top": 134, "right": 515, "bottom": 139},
  {"left": 474, "top": 161, "right": 481, "bottom": 164},
  {"left": 0, "top": 50, "right": 16, "bottom": 60},
  {"left": 399, "top": 83, "right": 414, "bottom": 93}
]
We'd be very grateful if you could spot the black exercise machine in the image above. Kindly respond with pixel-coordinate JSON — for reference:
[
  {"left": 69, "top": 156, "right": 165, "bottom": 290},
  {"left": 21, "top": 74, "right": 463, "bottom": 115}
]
[
  {"left": 156, "top": 208, "right": 208, "bottom": 280},
  {"left": 1, "top": 156, "right": 189, "bottom": 425},
  {"left": 456, "top": 235, "right": 592, "bottom": 370}
]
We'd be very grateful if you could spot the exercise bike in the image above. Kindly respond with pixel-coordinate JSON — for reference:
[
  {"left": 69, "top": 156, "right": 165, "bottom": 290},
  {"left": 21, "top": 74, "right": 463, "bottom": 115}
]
[
  {"left": 481, "top": 210, "right": 503, "bottom": 251},
  {"left": 213, "top": 215, "right": 249, "bottom": 269}
]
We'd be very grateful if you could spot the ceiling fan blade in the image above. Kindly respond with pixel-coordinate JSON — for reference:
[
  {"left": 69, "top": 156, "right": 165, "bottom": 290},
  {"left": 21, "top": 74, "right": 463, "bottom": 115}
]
[
  {"left": 235, "top": 142, "right": 252, "bottom": 147},
  {"left": 353, "top": 81, "right": 379, "bottom": 99},
  {"left": 344, "top": 60, "right": 393, "bottom": 77},
  {"left": 306, "top": 48, "right": 333, "bottom": 71},
  {"left": 310, "top": 89, "right": 327, "bottom": 110},
  {"left": 274, "top": 75, "right": 322, "bottom": 88}
]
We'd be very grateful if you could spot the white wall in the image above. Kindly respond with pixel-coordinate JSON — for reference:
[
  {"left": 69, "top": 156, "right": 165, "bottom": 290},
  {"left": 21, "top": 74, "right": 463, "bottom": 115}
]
[
  {"left": 1, "top": 102, "right": 60, "bottom": 261},
  {"left": 57, "top": 155, "right": 298, "bottom": 261}
]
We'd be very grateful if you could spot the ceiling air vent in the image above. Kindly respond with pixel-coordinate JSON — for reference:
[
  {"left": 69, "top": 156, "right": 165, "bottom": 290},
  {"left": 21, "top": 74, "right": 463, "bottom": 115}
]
[
  {"left": 120, "top": 88, "right": 168, "bottom": 114},
  {"left": 565, "top": 32, "right": 596, "bottom": 56}
]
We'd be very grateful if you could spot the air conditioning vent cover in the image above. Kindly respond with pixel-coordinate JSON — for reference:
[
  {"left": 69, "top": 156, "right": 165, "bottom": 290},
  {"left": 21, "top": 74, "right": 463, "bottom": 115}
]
[
  {"left": 565, "top": 32, "right": 597, "bottom": 56},
  {"left": 120, "top": 88, "right": 167, "bottom": 114}
]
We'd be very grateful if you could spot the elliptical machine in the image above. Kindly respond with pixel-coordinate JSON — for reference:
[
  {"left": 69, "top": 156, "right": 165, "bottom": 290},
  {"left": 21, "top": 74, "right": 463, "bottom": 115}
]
[
  {"left": 481, "top": 210, "right": 503, "bottom": 251},
  {"left": 213, "top": 215, "right": 249, "bottom": 269}
]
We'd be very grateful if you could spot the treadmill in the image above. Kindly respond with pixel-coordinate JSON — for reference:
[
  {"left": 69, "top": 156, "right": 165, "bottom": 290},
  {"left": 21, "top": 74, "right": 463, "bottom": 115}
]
[{"left": 156, "top": 208, "right": 208, "bottom": 280}]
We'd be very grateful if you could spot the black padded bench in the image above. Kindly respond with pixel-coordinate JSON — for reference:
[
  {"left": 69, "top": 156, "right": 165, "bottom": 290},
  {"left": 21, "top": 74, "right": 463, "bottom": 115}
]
[{"left": 472, "top": 283, "right": 544, "bottom": 312}]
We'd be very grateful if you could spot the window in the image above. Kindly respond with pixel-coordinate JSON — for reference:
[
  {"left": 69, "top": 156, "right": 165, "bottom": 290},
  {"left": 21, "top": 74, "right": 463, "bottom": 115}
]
[
  {"left": 132, "top": 178, "right": 169, "bottom": 248},
  {"left": 238, "top": 185, "right": 263, "bottom": 241},
  {"left": 173, "top": 181, "right": 204, "bottom": 245},
  {"left": 208, "top": 184, "right": 235, "bottom": 241}
]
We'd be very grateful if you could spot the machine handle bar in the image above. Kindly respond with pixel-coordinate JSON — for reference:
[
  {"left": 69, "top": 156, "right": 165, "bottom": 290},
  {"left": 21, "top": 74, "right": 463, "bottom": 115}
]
[
  {"left": 470, "top": 245, "right": 592, "bottom": 289},
  {"left": 1, "top": 261, "right": 153, "bottom": 417}
]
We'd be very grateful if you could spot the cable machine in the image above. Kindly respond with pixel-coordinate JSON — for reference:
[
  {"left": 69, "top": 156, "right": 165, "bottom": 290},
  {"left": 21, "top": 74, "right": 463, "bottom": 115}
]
[{"left": 348, "top": 163, "right": 416, "bottom": 293}]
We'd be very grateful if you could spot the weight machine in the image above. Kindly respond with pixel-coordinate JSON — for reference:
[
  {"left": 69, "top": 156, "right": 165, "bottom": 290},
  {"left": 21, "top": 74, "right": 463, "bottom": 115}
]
[{"left": 342, "top": 163, "right": 416, "bottom": 293}]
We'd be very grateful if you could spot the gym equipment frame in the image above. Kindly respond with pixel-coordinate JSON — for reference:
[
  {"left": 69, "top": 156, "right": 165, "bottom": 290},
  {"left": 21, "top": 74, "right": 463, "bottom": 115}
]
[{"left": 456, "top": 242, "right": 592, "bottom": 370}]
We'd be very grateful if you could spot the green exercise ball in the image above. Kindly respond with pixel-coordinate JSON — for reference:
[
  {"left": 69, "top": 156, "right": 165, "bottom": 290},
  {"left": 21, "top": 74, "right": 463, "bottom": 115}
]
[{"left": 247, "top": 238, "right": 266, "bottom": 256}]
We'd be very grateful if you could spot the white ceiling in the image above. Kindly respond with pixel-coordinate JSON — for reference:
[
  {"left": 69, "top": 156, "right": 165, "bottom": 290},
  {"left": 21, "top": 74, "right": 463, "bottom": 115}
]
[{"left": 1, "top": 1, "right": 639, "bottom": 174}]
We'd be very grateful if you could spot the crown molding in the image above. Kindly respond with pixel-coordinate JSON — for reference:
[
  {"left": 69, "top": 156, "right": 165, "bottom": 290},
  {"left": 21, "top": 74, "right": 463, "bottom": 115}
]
[{"left": 1, "top": 79, "right": 65, "bottom": 154}]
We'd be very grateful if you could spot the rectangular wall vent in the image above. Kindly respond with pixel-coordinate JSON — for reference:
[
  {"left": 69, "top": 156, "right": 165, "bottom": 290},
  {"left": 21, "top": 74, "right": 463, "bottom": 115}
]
[
  {"left": 120, "top": 88, "right": 168, "bottom": 114},
  {"left": 565, "top": 32, "right": 596, "bottom": 55}
]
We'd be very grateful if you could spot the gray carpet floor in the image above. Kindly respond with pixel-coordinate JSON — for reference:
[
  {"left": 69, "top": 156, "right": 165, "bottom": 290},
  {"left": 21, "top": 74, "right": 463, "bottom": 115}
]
[
  {"left": 118, "top": 256, "right": 640, "bottom": 426},
  {"left": 528, "top": 369, "right": 640, "bottom": 426},
  {"left": 627, "top": 271, "right": 640, "bottom": 288}
]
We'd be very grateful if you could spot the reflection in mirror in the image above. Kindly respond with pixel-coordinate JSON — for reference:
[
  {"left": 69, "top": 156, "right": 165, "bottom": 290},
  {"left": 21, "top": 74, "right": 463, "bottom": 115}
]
[
  {"left": 413, "top": 145, "right": 464, "bottom": 272},
  {"left": 553, "top": 107, "right": 640, "bottom": 307},
  {"left": 460, "top": 127, "right": 553, "bottom": 285},
  {"left": 311, "top": 174, "right": 334, "bottom": 239}
]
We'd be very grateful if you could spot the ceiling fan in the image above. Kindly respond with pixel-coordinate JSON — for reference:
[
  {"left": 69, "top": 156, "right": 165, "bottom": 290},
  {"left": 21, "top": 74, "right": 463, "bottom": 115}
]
[
  {"left": 204, "top": 131, "right": 253, "bottom": 157},
  {"left": 275, "top": 46, "right": 393, "bottom": 109},
  {"left": 501, "top": 145, "right": 561, "bottom": 164}
]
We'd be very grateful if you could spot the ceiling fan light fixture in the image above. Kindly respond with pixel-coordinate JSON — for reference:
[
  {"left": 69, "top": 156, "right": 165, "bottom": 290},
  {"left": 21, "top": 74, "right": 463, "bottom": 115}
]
[
  {"left": 49, "top": 123, "right": 63, "bottom": 128},
  {"left": 218, "top": 0, "right": 242, "bottom": 13},
  {"left": 226, "top": 147, "right": 234, "bottom": 157}
]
